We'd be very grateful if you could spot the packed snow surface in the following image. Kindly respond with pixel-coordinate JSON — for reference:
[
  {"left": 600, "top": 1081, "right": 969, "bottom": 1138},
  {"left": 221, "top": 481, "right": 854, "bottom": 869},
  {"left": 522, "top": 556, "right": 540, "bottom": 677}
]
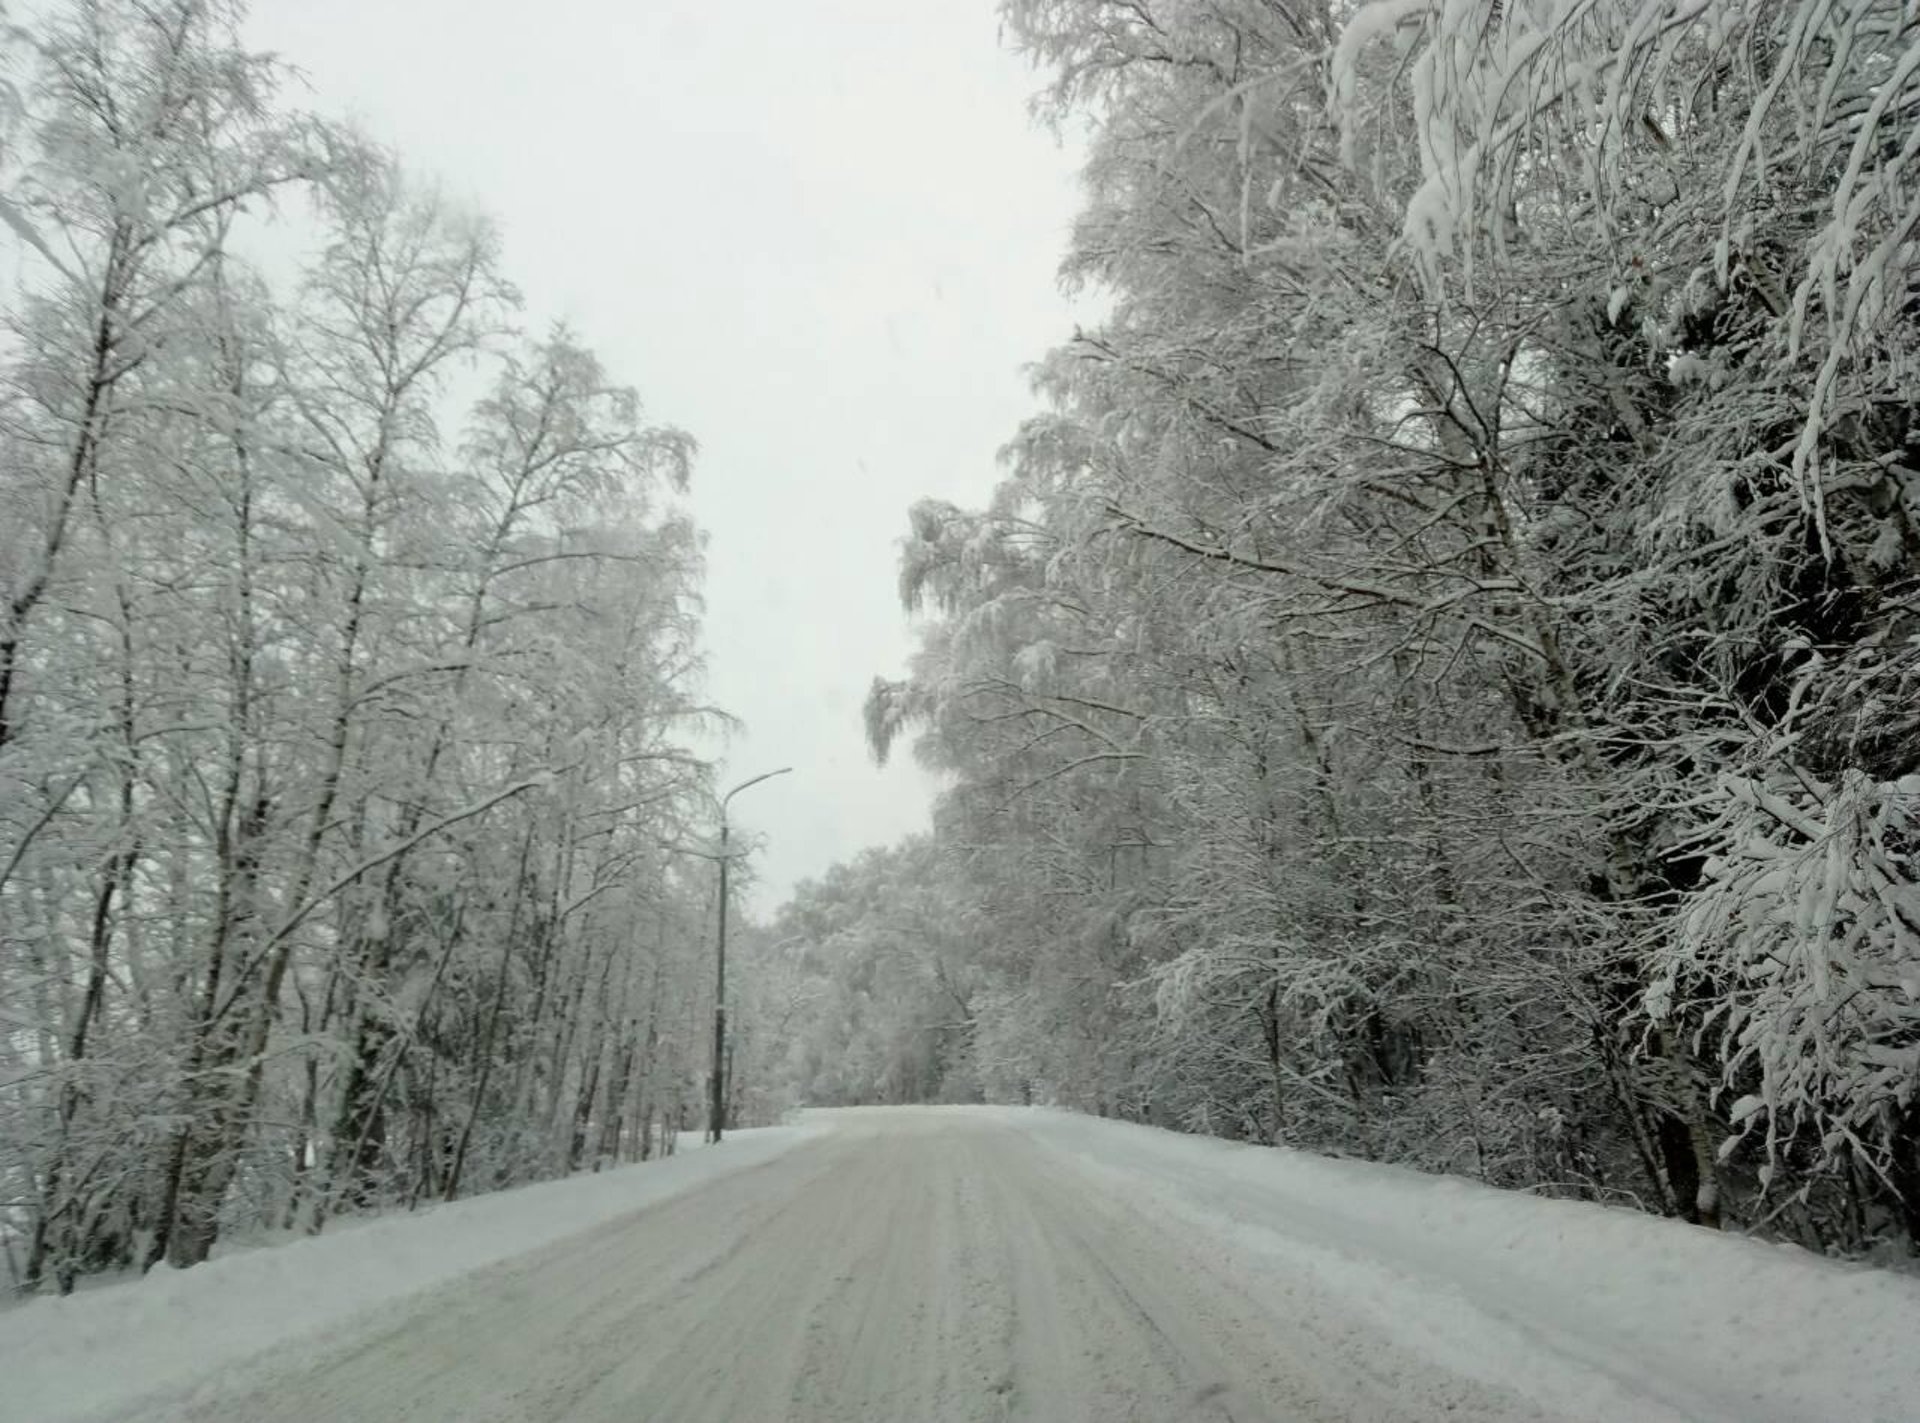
[
  {"left": 4, "top": 1107, "right": 1918, "bottom": 1421},
  {"left": 0, "top": 1125, "right": 819, "bottom": 1422}
]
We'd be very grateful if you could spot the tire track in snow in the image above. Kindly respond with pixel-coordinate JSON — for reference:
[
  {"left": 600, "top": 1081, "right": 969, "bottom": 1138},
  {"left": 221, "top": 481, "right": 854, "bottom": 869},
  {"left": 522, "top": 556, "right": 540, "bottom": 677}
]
[{"left": 114, "top": 1110, "right": 1565, "bottom": 1423}]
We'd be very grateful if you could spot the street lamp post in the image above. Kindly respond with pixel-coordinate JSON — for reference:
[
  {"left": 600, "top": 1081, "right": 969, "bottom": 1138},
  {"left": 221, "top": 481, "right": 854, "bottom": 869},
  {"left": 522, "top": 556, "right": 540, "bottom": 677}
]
[{"left": 709, "top": 767, "right": 792, "bottom": 1144}]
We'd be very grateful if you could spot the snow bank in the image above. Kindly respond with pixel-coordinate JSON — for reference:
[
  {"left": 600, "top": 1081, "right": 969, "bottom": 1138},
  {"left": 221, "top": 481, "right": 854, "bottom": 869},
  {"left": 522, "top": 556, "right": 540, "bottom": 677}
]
[
  {"left": 991, "top": 1107, "right": 1920, "bottom": 1423},
  {"left": 0, "top": 1124, "right": 819, "bottom": 1423}
]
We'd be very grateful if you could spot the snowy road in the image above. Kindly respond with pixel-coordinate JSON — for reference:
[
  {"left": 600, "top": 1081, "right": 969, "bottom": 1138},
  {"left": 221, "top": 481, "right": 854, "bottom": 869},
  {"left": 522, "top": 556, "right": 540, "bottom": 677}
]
[{"left": 125, "top": 1109, "right": 1556, "bottom": 1423}]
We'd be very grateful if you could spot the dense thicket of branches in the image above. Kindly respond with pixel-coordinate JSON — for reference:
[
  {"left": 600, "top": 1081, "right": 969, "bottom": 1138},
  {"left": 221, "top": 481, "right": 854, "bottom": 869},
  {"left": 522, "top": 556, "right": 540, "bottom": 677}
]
[
  {"left": 774, "top": 0, "right": 1920, "bottom": 1256},
  {"left": 0, "top": 0, "right": 731, "bottom": 1293}
]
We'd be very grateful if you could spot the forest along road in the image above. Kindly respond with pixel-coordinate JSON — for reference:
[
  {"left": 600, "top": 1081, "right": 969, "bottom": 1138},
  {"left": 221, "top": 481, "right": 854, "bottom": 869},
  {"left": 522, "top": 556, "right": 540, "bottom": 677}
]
[{"left": 129, "top": 1109, "right": 1563, "bottom": 1423}]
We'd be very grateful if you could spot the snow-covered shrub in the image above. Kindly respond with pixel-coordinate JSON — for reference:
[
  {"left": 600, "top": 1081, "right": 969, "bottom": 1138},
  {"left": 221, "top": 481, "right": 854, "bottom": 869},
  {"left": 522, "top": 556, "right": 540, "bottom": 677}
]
[{"left": 1654, "top": 767, "right": 1920, "bottom": 1212}]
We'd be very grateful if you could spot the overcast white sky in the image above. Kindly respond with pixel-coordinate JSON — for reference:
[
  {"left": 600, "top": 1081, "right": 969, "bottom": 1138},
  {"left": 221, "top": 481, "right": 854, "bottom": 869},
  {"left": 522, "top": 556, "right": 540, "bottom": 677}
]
[{"left": 247, "top": 1, "right": 1088, "bottom": 911}]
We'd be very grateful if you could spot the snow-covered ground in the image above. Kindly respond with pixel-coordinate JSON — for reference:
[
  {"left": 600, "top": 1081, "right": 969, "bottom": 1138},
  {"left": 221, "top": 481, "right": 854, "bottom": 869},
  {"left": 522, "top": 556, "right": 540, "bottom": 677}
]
[
  {"left": 0, "top": 1124, "right": 822, "bottom": 1422},
  {"left": 3, "top": 1106, "right": 1917, "bottom": 1422},
  {"left": 987, "top": 1107, "right": 1920, "bottom": 1422}
]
